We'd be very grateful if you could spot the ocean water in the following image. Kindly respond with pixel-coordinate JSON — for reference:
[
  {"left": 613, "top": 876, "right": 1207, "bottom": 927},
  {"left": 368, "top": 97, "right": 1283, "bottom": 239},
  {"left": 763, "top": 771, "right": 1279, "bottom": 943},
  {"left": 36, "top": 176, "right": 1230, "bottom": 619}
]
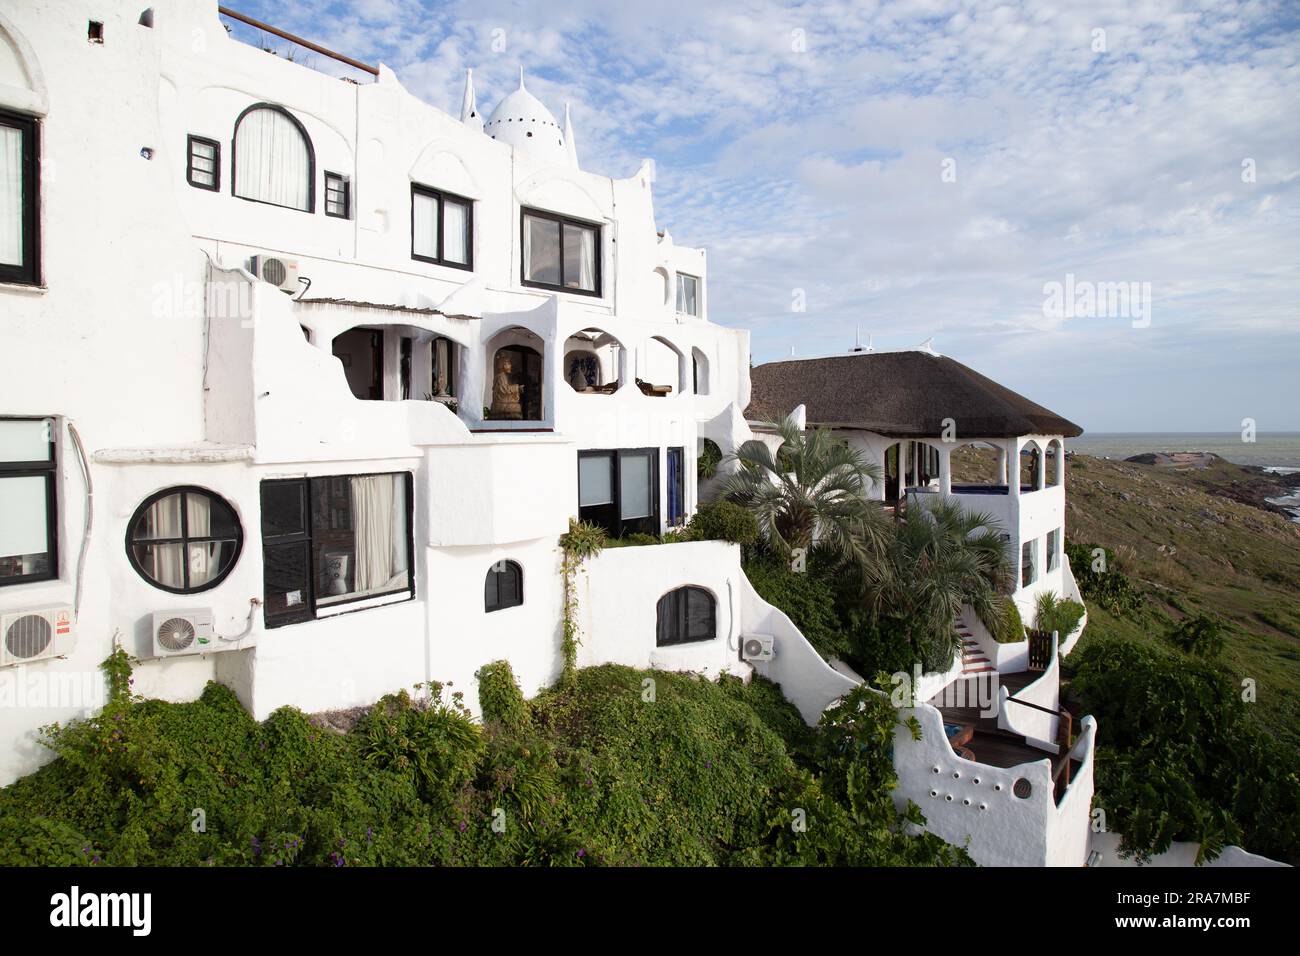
[{"left": 1068, "top": 432, "right": 1300, "bottom": 470}]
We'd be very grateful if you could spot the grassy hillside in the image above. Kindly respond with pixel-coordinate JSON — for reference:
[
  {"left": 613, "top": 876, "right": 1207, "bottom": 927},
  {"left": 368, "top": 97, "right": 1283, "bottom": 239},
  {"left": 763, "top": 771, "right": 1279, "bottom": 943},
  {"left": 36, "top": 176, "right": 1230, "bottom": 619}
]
[{"left": 1064, "top": 454, "right": 1300, "bottom": 752}]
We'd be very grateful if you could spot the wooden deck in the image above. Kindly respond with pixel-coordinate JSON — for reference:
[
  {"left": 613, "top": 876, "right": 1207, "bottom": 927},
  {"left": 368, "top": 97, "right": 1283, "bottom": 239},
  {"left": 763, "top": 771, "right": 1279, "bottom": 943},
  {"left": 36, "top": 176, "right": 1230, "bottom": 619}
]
[{"left": 929, "top": 671, "right": 1079, "bottom": 800}]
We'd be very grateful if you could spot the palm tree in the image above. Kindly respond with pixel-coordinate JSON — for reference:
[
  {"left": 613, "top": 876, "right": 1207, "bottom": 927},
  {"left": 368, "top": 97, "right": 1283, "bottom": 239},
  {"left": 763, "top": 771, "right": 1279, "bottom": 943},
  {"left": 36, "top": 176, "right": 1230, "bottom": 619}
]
[
  {"left": 717, "top": 413, "right": 888, "bottom": 564},
  {"left": 857, "top": 498, "right": 1011, "bottom": 671}
]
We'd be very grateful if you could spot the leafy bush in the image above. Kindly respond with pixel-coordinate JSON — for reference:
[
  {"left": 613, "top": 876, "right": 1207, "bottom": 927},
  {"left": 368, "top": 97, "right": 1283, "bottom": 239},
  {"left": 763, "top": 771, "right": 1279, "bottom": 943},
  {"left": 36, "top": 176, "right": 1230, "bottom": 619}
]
[
  {"left": 1067, "top": 637, "right": 1300, "bottom": 865},
  {"left": 477, "top": 661, "right": 531, "bottom": 733},
  {"left": 1163, "top": 613, "right": 1226, "bottom": 658},
  {"left": 696, "top": 439, "right": 722, "bottom": 480},
  {"left": 1066, "top": 541, "right": 1144, "bottom": 615},
  {"left": 1032, "top": 591, "right": 1085, "bottom": 640},
  {"left": 0, "top": 654, "right": 970, "bottom": 867},
  {"left": 979, "top": 593, "right": 1025, "bottom": 644},
  {"left": 688, "top": 500, "right": 759, "bottom": 546},
  {"left": 743, "top": 552, "right": 851, "bottom": 660}
]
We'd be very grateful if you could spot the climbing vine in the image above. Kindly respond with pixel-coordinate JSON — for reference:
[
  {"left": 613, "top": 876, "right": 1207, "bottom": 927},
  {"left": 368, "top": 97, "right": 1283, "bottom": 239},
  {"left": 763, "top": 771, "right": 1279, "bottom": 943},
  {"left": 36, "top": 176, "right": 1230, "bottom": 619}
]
[{"left": 558, "top": 519, "right": 606, "bottom": 683}]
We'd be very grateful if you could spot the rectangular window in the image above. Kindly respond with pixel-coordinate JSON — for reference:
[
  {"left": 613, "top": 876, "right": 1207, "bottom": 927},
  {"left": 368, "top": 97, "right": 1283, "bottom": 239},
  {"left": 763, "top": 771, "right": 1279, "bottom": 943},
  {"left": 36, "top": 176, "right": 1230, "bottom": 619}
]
[
  {"left": 1021, "top": 540, "right": 1037, "bottom": 588},
  {"left": 411, "top": 184, "right": 472, "bottom": 270},
  {"left": 676, "top": 273, "right": 699, "bottom": 316},
  {"left": 186, "top": 135, "right": 220, "bottom": 191},
  {"left": 1046, "top": 529, "right": 1060, "bottom": 572},
  {"left": 0, "top": 110, "right": 40, "bottom": 286},
  {"left": 667, "top": 447, "right": 685, "bottom": 527},
  {"left": 0, "top": 417, "right": 57, "bottom": 587},
  {"left": 324, "top": 171, "right": 349, "bottom": 218},
  {"left": 522, "top": 208, "right": 599, "bottom": 295},
  {"left": 577, "top": 449, "right": 658, "bottom": 538},
  {"left": 260, "top": 473, "right": 413, "bottom": 628}
]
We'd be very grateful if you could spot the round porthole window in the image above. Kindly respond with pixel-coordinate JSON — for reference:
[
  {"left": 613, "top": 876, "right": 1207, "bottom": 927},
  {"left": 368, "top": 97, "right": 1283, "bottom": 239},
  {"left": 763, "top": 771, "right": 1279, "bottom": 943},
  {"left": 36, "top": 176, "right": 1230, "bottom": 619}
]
[
  {"left": 1013, "top": 777, "right": 1033, "bottom": 799},
  {"left": 126, "top": 486, "right": 243, "bottom": 593}
]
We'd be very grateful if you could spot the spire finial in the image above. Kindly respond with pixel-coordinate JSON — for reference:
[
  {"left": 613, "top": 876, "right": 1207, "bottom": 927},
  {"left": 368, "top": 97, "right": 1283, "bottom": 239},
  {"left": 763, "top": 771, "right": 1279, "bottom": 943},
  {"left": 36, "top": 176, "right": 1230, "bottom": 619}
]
[
  {"left": 460, "top": 68, "right": 481, "bottom": 128},
  {"left": 518, "top": 65, "right": 526, "bottom": 90},
  {"left": 563, "top": 102, "right": 579, "bottom": 169}
]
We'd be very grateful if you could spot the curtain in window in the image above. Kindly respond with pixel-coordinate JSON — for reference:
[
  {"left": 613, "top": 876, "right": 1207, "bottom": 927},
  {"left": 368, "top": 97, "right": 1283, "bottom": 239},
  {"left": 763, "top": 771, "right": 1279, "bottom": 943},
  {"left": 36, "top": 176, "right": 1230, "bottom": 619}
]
[
  {"left": 413, "top": 191, "right": 439, "bottom": 259},
  {"left": 234, "top": 108, "right": 311, "bottom": 211},
  {"left": 351, "top": 474, "right": 400, "bottom": 593},
  {"left": 433, "top": 338, "right": 450, "bottom": 395},
  {"left": 143, "top": 494, "right": 186, "bottom": 589},
  {"left": 443, "top": 200, "right": 468, "bottom": 264},
  {"left": 578, "top": 226, "right": 595, "bottom": 291},
  {"left": 0, "top": 124, "right": 22, "bottom": 266}
]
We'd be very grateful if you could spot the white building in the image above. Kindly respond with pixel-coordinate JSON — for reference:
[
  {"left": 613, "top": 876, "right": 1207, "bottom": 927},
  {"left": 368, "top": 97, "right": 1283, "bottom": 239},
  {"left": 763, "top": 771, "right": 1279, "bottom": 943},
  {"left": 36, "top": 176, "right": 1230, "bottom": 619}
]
[{"left": 0, "top": 1, "right": 1095, "bottom": 865}]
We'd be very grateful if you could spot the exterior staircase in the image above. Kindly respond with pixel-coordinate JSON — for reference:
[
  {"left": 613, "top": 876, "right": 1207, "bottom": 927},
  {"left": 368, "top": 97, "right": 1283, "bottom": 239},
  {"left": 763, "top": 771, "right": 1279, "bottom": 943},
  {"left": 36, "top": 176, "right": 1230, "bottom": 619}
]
[{"left": 958, "top": 619, "right": 995, "bottom": 676}]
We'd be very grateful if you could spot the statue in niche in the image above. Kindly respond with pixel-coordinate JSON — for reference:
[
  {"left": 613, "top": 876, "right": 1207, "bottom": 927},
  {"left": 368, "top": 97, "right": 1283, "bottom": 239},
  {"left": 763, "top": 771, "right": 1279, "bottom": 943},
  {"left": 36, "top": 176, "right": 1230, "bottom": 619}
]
[{"left": 490, "top": 353, "right": 523, "bottom": 419}]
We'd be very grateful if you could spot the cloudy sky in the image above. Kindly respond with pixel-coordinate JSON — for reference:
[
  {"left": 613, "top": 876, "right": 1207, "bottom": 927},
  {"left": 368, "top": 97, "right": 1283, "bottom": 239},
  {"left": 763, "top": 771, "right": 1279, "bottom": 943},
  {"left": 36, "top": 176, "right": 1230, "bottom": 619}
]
[{"left": 233, "top": 0, "right": 1300, "bottom": 432}]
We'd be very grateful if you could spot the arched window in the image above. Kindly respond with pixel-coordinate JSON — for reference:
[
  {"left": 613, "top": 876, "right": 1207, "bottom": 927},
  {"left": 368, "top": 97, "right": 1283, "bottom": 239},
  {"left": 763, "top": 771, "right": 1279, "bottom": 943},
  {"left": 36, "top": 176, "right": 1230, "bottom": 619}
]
[
  {"left": 485, "top": 560, "right": 523, "bottom": 612},
  {"left": 127, "top": 486, "right": 242, "bottom": 593},
  {"left": 656, "top": 586, "right": 716, "bottom": 646},
  {"left": 233, "top": 104, "right": 314, "bottom": 212}
]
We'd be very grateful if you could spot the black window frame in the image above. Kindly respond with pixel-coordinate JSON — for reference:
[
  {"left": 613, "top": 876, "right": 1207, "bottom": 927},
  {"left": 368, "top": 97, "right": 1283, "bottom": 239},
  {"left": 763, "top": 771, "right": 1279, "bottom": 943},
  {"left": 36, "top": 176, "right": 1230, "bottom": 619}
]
[
  {"left": 520, "top": 207, "right": 602, "bottom": 297},
  {"left": 324, "top": 170, "right": 350, "bottom": 219},
  {"left": 484, "top": 559, "right": 523, "bottom": 613},
  {"left": 667, "top": 446, "right": 686, "bottom": 527},
  {"left": 656, "top": 585, "right": 717, "bottom": 647},
  {"left": 577, "top": 448, "right": 659, "bottom": 539},
  {"left": 230, "top": 102, "right": 316, "bottom": 214},
  {"left": 125, "top": 485, "right": 243, "bottom": 595},
  {"left": 186, "top": 134, "right": 221, "bottom": 192},
  {"left": 259, "top": 472, "right": 415, "bottom": 629},
  {"left": 431, "top": 335, "right": 458, "bottom": 400},
  {"left": 0, "top": 416, "right": 57, "bottom": 587},
  {"left": 410, "top": 183, "right": 473, "bottom": 271},
  {"left": 0, "top": 109, "right": 41, "bottom": 286}
]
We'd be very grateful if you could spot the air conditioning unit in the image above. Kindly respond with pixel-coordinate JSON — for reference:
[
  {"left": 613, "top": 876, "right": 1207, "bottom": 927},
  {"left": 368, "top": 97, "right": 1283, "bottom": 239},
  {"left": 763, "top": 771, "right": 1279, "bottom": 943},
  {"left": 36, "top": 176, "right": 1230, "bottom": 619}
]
[
  {"left": 0, "top": 606, "right": 75, "bottom": 667},
  {"left": 740, "top": 633, "right": 775, "bottom": 663},
  {"left": 152, "top": 609, "right": 219, "bottom": 658},
  {"left": 248, "top": 255, "right": 301, "bottom": 294}
]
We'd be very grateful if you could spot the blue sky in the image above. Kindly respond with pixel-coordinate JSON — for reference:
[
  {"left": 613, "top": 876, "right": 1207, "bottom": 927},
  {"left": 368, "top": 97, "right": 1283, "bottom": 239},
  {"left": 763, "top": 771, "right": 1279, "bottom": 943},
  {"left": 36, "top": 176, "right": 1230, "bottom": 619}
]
[{"left": 231, "top": 0, "right": 1300, "bottom": 432}]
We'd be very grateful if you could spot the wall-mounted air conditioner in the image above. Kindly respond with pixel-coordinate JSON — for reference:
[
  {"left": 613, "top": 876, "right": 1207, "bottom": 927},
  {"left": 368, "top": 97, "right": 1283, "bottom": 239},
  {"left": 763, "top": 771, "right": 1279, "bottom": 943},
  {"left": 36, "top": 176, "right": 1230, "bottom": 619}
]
[
  {"left": 0, "top": 606, "right": 75, "bottom": 667},
  {"left": 740, "top": 633, "right": 774, "bottom": 663},
  {"left": 248, "top": 255, "right": 301, "bottom": 295},
  {"left": 151, "top": 609, "right": 223, "bottom": 658}
]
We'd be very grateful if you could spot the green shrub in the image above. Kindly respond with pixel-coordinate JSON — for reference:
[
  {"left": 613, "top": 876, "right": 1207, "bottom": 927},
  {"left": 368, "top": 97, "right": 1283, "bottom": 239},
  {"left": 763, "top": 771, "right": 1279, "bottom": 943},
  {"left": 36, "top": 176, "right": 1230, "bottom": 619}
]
[
  {"left": 688, "top": 500, "right": 759, "bottom": 546},
  {"left": 477, "top": 661, "right": 531, "bottom": 733},
  {"left": 1163, "top": 613, "right": 1227, "bottom": 658},
  {"left": 1066, "top": 541, "right": 1143, "bottom": 615},
  {"left": 0, "top": 654, "right": 971, "bottom": 867},
  {"left": 979, "top": 594, "right": 1025, "bottom": 644},
  {"left": 1067, "top": 637, "right": 1300, "bottom": 864},
  {"left": 697, "top": 439, "right": 722, "bottom": 480},
  {"left": 743, "top": 552, "right": 850, "bottom": 660},
  {"left": 1032, "top": 591, "right": 1085, "bottom": 640}
]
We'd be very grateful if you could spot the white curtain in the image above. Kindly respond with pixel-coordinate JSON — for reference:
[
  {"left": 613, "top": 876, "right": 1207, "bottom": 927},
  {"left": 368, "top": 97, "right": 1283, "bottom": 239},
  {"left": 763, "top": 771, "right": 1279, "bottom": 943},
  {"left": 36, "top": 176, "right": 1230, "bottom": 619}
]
[
  {"left": 144, "top": 494, "right": 185, "bottom": 589},
  {"left": 578, "top": 226, "right": 595, "bottom": 291},
  {"left": 351, "top": 475, "right": 407, "bottom": 592},
  {"left": 443, "top": 200, "right": 467, "bottom": 264},
  {"left": 0, "top": 124, "right": 23, "bottom": 266},
  {"left": 434, "top": 338, "right": 450, "bottom": 395},
  {"left": 185, "top": 493, "right": 216, "bottom": 586},
  {"left": 413, "top": 191, "right": 438, "bottom": 259},
  {"left": 234, "top": 108, "right": 311, "bottom": 211}
]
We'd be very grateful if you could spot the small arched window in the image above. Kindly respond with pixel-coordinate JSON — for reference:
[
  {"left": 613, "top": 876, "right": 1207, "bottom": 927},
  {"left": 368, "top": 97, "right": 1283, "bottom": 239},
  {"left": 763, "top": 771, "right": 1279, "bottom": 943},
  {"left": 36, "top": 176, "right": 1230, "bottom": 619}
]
[
  {"left": 656, "top": 586, "right": 716, "bottom": 646},
  {"left": 233, "top": 104, "right": 314, "bottom": 212},
  {"left": 127, "top": 487, "right": 243, "bottom": 593},
  {"left": 485, "top": 560, "right": 523, "bottom": 612}
]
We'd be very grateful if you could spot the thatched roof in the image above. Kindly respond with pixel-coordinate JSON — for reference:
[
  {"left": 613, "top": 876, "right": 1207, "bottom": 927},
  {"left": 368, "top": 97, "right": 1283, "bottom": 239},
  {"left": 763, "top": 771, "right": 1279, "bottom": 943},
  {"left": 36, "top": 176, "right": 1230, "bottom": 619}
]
[{"left": 746, "top": 351, "right": 1083, "bottom": 438}]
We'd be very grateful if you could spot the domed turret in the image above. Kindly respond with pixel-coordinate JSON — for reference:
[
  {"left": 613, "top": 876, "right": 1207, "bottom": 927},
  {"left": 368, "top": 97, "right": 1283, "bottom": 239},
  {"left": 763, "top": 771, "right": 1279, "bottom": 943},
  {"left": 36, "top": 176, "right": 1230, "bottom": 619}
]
[{"left": 484, "top": 69, "right": 573, "bottom": 168}]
